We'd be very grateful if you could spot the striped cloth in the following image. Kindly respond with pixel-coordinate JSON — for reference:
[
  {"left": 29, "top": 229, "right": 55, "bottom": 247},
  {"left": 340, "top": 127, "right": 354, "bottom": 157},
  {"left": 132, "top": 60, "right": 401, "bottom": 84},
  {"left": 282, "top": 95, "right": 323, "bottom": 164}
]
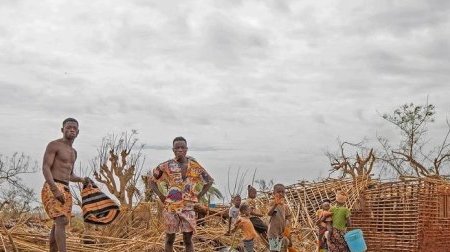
[{"left": 81, "top": 181, "right": 120, "bottom": 225}]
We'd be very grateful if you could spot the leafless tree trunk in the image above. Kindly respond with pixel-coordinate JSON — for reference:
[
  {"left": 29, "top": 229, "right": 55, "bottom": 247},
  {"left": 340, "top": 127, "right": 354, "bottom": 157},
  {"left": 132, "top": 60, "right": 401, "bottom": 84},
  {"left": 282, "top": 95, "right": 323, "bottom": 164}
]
[
  {"left": 327, "top": 140, "right": 375, "bottom": 180},
  {"left": 90, "top": 130, "right": 146, "bottom": 208}
]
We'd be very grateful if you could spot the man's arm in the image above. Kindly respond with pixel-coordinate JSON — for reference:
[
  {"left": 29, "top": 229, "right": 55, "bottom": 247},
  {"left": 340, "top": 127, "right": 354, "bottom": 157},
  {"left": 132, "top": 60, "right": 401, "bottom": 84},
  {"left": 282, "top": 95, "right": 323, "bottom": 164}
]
[
  {"left": 197, "top": 181, "right": 213, "bottom": 201},
  {"left": 69, "top": 172, "right": 87, "bottom": 183},
  {"left": 196, "top": 165, "right": 214, "bottom": 201},
  {"left": 42, "top": 143, "right": 64, "bottom": 203},
  {"left": 149, "top": 178, "right": 166, "bottom": 203},
  {"left": 148, "top": 165, "right": 167, "bottom": 202},
  {"left": 42, "top": 143, "right": 57, "bottom": 188}
]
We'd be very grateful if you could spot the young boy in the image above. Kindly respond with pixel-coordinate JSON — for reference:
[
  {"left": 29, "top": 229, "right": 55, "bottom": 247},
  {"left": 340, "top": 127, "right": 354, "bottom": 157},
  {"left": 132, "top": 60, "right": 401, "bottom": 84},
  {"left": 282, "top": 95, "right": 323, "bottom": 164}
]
[
  {"left": 267, "top": 184, "right": 291, "bottom": 252},
  {"left": 230, "top": 203, "right": 259, "bottom": 252},
  {"left": 227, "top": 194, "right": 242, "bottom": 234},
  {"left": 246, "top": 185, "right": 268, "bottom": 239},
  {"left": 316, "top": 199, "right": 333, "bottom": 252}
]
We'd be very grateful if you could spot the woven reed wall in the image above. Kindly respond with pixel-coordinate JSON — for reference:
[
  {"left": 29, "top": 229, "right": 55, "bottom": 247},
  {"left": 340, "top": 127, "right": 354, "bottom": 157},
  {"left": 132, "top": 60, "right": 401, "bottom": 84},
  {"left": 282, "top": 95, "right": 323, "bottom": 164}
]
[
  {"left": 286, "top": 177, "right": 450, "bottom": 252},
  {"left": 352, "top": 180, "right": 420, "bottom": 251},
  {"left": 417, "top": 179, "right": 450, "bottom": 252}
]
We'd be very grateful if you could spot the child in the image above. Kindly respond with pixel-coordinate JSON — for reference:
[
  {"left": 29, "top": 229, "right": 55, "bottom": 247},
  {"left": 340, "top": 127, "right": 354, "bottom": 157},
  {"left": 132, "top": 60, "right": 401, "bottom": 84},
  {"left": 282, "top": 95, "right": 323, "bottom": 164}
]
[
  {"left": 227, "top": 194, "right": 241, "bottom": 235},
  {"left": 328, "top": 191, "right": 351, "bottom": 252},
  {"left": 246, "top": 185, "right": 268, "bottom": 239},
  {"left": 230, "top": 203, "right": 259, "bottom": 252},
  {"left": 316, "top": 199, "right": 333, "bottom": 252},
  {"left": 267, "top": 184, "right": 291, "bottom": 252}
]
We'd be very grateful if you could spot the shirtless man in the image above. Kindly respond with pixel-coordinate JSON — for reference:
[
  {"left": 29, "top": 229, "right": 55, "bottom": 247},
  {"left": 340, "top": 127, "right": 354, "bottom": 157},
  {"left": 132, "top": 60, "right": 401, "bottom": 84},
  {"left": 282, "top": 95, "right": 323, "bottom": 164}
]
[{"left": 41, "top": 118, "right": 90, "bottom": 252}]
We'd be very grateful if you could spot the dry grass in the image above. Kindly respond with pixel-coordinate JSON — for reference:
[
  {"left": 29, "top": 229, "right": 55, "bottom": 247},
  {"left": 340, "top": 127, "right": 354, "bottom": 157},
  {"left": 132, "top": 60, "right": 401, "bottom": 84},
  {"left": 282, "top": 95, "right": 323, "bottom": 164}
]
[
  {"left": 0, "top": 198, "right": 315, "bottom": 251},
  {"left": 0, "top": 176, "right": 384, "bottom": 251}
]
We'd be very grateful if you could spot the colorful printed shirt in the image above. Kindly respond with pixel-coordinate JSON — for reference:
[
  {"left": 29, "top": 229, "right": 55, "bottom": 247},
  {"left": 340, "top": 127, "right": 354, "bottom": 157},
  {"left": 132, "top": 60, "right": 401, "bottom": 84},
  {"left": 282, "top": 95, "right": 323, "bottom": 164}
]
[{"left": 151, "top": 156, "right": 214, "bottom": 213}]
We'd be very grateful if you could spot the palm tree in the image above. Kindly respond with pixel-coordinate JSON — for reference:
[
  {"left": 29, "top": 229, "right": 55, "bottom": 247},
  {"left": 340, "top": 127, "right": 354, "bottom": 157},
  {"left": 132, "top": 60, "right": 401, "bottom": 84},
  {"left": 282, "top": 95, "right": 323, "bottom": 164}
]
[{"left": 200, "top": 184, "right": 224, "bottom": 205}]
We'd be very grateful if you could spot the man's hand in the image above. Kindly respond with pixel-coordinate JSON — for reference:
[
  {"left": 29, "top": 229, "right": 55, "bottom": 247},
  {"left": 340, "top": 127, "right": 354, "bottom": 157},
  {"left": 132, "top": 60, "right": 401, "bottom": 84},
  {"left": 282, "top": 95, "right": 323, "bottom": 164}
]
[{"left": 52, "top": 188, "right": 65, "bottom": 204}]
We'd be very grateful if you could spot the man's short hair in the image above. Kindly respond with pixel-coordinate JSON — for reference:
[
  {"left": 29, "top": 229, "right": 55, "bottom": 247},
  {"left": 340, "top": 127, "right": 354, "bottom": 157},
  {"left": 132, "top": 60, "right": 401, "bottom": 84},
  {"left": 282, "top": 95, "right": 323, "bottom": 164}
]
[
  {"left": 322, "top": 199, "right": 331, "bottom": 204},
  {"left": 173, "top": 136, "right": 187, "bottom": 145},
  {"left": 62, "top": 118, "right": 78, "bottom": 127}
]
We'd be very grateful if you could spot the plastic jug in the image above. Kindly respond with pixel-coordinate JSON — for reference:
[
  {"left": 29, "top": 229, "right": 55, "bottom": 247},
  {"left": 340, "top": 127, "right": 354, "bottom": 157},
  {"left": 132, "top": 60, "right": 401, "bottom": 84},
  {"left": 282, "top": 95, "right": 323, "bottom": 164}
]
[{"left": 344, "top": 229, "right": 367, "bottom": 252}]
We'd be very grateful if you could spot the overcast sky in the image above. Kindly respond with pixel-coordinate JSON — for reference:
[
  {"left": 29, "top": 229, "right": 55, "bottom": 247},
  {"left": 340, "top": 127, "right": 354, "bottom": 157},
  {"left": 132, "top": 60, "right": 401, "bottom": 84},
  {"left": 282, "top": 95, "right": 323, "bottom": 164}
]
[{"left": 1, "top": 0, "right": 449, "bottom": 201}]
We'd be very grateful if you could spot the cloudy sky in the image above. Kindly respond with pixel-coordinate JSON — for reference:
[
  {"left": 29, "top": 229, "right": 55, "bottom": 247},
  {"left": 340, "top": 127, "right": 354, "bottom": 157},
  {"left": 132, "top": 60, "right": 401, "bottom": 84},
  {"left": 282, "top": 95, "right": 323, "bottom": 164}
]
[{"left": 0, "top": 0, "right": 449, "bottom": 200}]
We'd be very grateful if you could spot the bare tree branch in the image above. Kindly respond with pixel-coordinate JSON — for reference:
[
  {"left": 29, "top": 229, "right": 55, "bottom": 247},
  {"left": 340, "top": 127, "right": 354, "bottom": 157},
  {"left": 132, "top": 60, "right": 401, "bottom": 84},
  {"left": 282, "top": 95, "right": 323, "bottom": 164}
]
[{"left": 88, "top": 130, "right": 146, "bottom": 208}]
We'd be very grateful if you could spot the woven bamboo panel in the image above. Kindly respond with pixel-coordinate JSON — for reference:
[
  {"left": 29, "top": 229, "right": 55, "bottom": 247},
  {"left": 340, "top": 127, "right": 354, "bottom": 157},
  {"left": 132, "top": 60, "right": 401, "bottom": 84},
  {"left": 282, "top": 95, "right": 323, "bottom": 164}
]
[
  {"left": 417, "top": 178, "right": 450, "bottom": 252},
  {"left": 352, "top": 179, "right": 420, "bottom": 251},
  {"left": 285, "top": 177, "right": 450, "bottom": 252},
  {"left": 284, "top": 177, "right": 370, "bottom": 241}
]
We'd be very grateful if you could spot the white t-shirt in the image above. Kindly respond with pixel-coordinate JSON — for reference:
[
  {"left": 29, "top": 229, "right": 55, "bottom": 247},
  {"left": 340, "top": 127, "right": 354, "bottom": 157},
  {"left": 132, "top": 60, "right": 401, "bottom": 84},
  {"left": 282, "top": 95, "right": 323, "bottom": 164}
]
[{"left": 229, "top": 206, "right": 240, "bottom": 225}]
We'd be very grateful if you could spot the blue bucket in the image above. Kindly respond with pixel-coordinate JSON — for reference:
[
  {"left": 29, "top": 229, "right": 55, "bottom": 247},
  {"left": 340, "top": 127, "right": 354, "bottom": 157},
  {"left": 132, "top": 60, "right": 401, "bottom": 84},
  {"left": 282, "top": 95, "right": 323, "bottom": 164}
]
[{"left": 344, "top": 229, "right": 367, "bottom": 252}]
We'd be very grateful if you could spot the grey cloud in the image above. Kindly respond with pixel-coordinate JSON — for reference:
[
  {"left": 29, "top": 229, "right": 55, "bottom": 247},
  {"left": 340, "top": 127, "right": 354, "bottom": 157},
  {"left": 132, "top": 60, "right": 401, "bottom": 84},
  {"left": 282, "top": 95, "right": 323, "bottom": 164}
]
[
  {"left": 112, "top": 23, "right": 158, "bottom": 60},
  {"left": 199, "top": 13, "right": 269, "bottom": 66},
  {"left": 1, "top": 0, "right": 450, "bottom": 199},
  {"left": 267, "top": 0, "right": 292, "bottom": 14},
  {"left": 312, "top": 114, "right": 326, "bottom": 125},
  {"left": 354, "top": 109, "right": 366, "bottom": 122},
  {"left": 0, "top": 49, "right": 68, "bottom": 70},
  {"left": 242, "top": 155, "right": 275, "bottom": 163},
  {"left": 366, "top": 5, "right": 449, "bottom": 35},
  {"left": 424, "top": 38, "right": 450, "bottom": 64},
  {"left": 334, "top": 1, "right": 450, "bottom": 37},
  {"left": 0, "top": 0, "right": 23, "bottom": 6},
  {"left": 0, "top": 26, "right": 9, "bottom": 37},
  {"left": 141, "top": 145, "right": 169, "bottom": 150},
  {"left": 0, "top": 82, "right": 42, "bottom": 109},
  {"left": 142, "top": 144, "right": 234, "bottom": 152}
]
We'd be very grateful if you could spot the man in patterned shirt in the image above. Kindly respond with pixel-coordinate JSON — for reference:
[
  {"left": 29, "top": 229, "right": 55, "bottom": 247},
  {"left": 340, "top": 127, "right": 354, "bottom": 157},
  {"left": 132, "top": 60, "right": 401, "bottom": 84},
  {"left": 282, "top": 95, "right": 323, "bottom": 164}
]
[{"left": 149, "top": 136, "right": 214, "bottom": 252}]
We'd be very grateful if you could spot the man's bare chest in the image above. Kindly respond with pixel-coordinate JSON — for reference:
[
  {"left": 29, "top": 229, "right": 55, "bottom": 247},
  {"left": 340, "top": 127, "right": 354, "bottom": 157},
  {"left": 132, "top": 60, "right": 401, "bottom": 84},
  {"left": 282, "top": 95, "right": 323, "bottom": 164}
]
[{"left": 56, "top": 145, "right": 76, "bottom": 164}]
